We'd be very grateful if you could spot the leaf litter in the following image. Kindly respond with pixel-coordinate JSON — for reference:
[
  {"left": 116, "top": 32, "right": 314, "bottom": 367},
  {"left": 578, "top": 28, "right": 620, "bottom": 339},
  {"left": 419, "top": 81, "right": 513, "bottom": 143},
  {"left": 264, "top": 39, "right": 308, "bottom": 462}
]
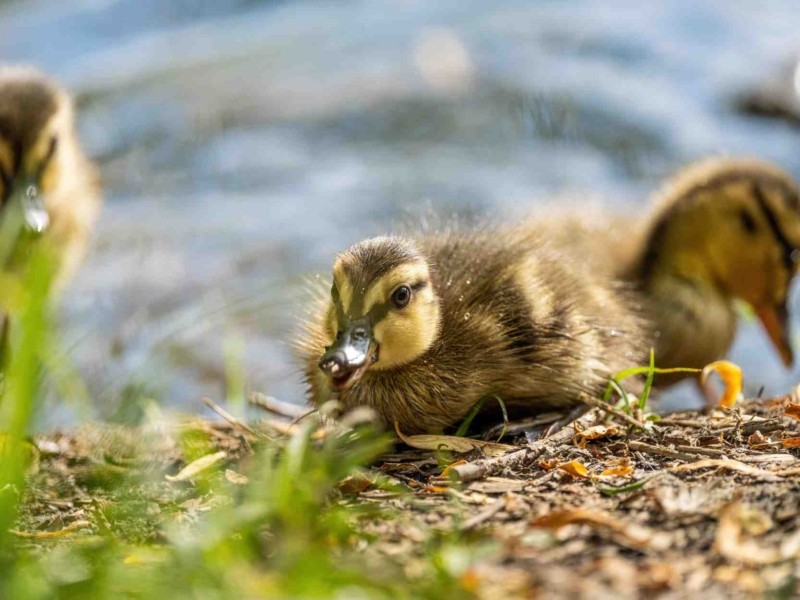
[{"left": 14, "top": 371, "right": 800, "bottom": 598}]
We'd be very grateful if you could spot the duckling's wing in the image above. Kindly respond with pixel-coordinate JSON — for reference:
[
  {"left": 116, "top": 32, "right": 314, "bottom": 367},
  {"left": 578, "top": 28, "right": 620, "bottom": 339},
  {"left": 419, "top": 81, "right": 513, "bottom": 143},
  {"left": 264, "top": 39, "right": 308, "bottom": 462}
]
[{"left": 517, "top": 203, "right": 646, "bottom": 278}]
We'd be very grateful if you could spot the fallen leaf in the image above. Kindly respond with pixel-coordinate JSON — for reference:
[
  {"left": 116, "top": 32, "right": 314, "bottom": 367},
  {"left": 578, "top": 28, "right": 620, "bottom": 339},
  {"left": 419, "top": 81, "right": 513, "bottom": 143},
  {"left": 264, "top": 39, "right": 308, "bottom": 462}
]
[
  {"left": 558, "top": 460, "right": 590, "bottom": 479},
  {"left": 670, "top": 459, "right": 782, "bottom": 482},
  {"left": 422, "top": 485, "right": 451, "bottom": 494},
  {"left": 224, "top": 469, "right": 249, "bottom": 485},
  {"left": 394, "top": 421, "right": 515, "bottom": 457},
  {"left": 701, "top": 360, "right": 742, "bottom": 408},
  {"left": 748, "top": 431, "right": 768, "bottom": 448},
  {"left": 784, "top": 402, "right": 800, "bottom": 420},
  {"left": 538, "top": 459, "right": 558, "bottom": 471},
  {"left": 165, "top": 451, "right": 227, "bottom": 482},
  {"left": 441, "top": 460, "right": 468, "bottom": 478},
  {"left": 573, "top": 424, "right": 620, "bottom": 449},
  {"left": 714, "top": 500, "right": 780, "bottom": 565},
  {"left": 782, "top": 437, "right": 800, "bottom": 448},
  {"left": 600, "top": 464, "right": 633, "bottom": 478},
  {"left": 531, "top": 507, "right": 652, "bottom": 548},
  {"left": 338, "top": 471, "right": 375, "bottom": 495}
]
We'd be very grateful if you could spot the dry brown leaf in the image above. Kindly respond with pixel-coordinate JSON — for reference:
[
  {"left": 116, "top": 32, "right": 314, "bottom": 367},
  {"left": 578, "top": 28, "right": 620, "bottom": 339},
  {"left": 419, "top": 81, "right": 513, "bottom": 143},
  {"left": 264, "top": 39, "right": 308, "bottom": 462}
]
[
  {"left": 422, "top": 485, "right": 451, "bottom": 494},
  {"left": 557, "top": 460, "right": 590, "bottom": 479},
  {"left": 538, "top": 459, "right": 558, "bottom": 471},
  {"left": 573, "top": 424, "right": 620, "bottom": 449},
  {"left": 701, "top": 360, "right": 742, "bottom": 408},
  {"left": 714, "top": 500, "right": 781, "bottom": 565},
  {"left": 441, "top": 460, "right": 468, "bottom": 478},
  {"left": 531, "top": 507, "right": 652, "bottom": 548},
  {"left": 747, "top": 431, "right": 768, "bottom": 448},
  {"left": 224, "top": 469, "right": 249, "bottom": 485},
  {"left": 165, "top": 451, "right": 227, "bottom": 482},
  {"left": 782, "top": 437, "right": 800, "bottom": 448},
  {"left": 670, "top": 459, "right": 782, "bottom": 482},
  {"left": 784, "top": 402, "right": 800, "bottom": 420},
  {"left": 338, "top": 471, "right": 375, "bottom": 495},
  {"left": 600, "top": 464, "right": 633, "bottom": 478},
  {"left": 394, "top": 421, "right": 515, "bottom": 457}
]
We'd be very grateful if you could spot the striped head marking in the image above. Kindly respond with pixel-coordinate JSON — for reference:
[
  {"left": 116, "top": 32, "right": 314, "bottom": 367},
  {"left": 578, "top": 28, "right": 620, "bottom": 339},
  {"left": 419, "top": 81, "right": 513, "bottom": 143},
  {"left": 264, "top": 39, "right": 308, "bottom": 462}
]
[
  {"left": 319, "top": 237, "right": 441, "bottom": 390},
  {"left": 646, "top": 158, "right": 800, "bottom": 366}
]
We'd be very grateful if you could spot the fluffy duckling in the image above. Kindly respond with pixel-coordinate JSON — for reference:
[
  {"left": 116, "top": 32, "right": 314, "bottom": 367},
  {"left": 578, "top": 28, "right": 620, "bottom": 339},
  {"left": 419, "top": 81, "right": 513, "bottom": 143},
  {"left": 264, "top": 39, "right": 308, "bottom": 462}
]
[
  {"left": 0, "top": 65, "right": 101, "bottom": 288},
  {"left": 530, "top": 158, "right": 800, "bottom": 380},
  {"left": 299, "top": 228, "right": 645, "bottom": 433},
  {"left": 628, "top": 158, "right": 800, "bottom": 377}
]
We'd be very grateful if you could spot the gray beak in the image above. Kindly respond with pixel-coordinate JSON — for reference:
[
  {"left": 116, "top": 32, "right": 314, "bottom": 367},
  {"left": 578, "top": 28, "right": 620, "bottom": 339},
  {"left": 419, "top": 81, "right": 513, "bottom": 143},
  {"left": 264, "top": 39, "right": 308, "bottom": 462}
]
[
  {"left": 14, "top": 181, "right": 49, "bottom": 234},
  {"left": 319, "top": 318, "right": 376, "bottom": 391},
  {"left": 0, "top": 179, "right": 50, "bottom": 269}
]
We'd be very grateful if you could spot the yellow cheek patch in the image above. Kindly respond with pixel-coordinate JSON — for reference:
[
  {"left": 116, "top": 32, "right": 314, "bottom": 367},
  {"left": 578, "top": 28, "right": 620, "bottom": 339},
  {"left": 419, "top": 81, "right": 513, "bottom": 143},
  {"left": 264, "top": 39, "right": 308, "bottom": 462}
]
[
  {"left": 362, "top": 261, "right": 431, "bottom": 315},
  {"left": 372, "top": 286, "right": 441, "bottom": 370}
]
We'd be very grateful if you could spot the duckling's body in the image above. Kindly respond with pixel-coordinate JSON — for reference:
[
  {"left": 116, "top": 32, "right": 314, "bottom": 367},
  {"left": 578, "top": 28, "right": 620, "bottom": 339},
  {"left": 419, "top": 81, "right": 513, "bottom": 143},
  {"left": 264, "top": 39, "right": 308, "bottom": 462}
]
[
  {"left": 526, "top": 158, "right": 800, "bottom": 381},
  {"left": 299, "top": 227, "right": 644, "bottom": 433},
  {"left": 0, "top": 66, "right": 101, "bottom": 290}
]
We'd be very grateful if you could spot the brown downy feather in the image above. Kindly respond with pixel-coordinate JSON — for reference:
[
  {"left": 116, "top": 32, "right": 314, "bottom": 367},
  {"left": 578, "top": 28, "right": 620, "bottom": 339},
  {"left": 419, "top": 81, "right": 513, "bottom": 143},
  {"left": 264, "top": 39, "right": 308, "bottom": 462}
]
[{"left": 297, "top": 224, "right": 645, "bottom": 434}]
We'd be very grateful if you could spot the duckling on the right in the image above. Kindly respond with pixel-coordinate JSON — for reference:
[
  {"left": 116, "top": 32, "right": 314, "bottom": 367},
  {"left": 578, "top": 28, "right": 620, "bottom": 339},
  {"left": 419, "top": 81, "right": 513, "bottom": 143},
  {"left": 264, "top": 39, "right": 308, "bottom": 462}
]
[
  {"left": 575, "top": 157, "right": 800, "bottom": 382},
  {"left": 630, "top": 158, "right": 800, "bottom": 383}
]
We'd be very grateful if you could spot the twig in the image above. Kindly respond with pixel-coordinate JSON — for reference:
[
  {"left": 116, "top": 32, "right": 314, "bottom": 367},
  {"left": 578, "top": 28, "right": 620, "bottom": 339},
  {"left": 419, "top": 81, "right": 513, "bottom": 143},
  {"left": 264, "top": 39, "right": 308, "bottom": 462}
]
[
  {"left": 248, "top": 393, "right": 309, "bottom": 420},
  {"left": 675, "top": 445, "right": 727, "bottom": 457},
  {"left": 203, "top": 397, "right": 263, "bottom": 438},
  {"left": 579, "top": 394, "right": 647, "bottom": 429},
  {"left": 461, "top": 499, "right": 505, "bottom": 530},
  {"left": 654, "top": 418, "right": 710, "bottom": 429},
  {"left": 628, "top": 440, "right": 703, "bottom": 461},
  {"left": 9, "top": 520, "right": 91, "bottom": 539},
  {"left": 450, "top": 410, "right": 597, "bottom": 482}
]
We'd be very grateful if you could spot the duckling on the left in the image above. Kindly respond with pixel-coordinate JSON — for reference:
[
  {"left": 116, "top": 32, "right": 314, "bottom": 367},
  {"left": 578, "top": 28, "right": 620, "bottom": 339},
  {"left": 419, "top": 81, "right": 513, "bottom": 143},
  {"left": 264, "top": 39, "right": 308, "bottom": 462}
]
[
  {"left": 298, "top": 228, "right": 646, "bottom": 434},
  {"left": 0, "top": 66, "right": 100, "bottom": 286},
  {"left": 0, "top": 66, "right": 101, "bottom": 354}
]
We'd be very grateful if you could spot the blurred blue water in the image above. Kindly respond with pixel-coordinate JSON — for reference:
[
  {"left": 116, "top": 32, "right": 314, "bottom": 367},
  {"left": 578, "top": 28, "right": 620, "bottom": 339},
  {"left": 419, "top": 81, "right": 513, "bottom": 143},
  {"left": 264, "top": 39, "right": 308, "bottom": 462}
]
[{"left": 1, "top": 0, "right": 799, "bottom": 422}]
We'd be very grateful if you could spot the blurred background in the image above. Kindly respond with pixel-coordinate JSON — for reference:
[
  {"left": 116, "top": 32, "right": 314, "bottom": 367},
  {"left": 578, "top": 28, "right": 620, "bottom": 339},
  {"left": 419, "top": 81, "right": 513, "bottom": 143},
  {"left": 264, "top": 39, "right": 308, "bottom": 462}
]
[{"left": 1, "top": 0, "right": 799, "bottom": 424}]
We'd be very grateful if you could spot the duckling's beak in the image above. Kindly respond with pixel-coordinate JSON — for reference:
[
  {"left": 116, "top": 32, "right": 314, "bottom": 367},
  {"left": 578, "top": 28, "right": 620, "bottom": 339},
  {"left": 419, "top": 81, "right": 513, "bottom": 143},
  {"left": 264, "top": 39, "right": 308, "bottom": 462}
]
[
  {"left": 319, "top": 318, "right": 378, "bottom": 391},
  {"left": 0, "top": 179, "right": 50, "bottom": 267},
  {"left": 3, "top": 177, "right": 50, "bottom": 235},
  {"left": 756, "top": 302, "right": 793, "bottom": 367}
]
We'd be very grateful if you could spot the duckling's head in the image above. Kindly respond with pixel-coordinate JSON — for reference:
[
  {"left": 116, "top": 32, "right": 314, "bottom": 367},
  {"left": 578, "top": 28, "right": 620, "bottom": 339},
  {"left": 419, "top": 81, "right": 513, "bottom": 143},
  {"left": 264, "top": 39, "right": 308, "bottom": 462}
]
[
  {"left": 318, "top": 236, "right": 441, "bottom": 391},
  {"left": 0, "top": 66, "right": 75, "bottom": 235},
  {"left": 641, "top": 158, "right": 800, "bottom": 366}
]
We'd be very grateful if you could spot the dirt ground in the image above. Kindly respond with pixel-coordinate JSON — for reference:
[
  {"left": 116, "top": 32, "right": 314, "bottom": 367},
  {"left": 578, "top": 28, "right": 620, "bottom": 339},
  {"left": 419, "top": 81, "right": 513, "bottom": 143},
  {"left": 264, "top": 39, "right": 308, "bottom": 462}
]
[{"left": 16, "top": 394, "right": 800, "bottom": 599}]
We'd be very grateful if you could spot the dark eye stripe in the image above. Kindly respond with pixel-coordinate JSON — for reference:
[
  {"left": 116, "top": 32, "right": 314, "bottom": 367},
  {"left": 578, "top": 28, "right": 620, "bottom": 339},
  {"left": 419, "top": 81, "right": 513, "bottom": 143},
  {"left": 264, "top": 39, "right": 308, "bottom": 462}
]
[{"left": 752, "top": 183, "right": 799, "bottom": 271}]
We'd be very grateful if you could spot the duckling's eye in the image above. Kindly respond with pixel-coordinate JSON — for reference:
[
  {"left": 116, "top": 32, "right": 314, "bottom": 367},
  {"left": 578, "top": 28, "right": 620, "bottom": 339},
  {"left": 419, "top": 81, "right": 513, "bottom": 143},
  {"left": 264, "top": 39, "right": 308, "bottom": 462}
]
[
  {"left": 391, "top": 285, "right": 412, "bottom": 308},
  {"left": 739, "top": 209, "right": 758, "bottom": 235}
]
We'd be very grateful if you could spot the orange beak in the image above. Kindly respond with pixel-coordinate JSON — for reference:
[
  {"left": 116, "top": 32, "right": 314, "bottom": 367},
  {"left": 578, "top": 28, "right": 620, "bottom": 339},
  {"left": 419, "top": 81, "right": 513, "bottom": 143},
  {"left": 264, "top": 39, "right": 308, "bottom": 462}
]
[{"left": 756, "top": 303, "right": 794, "bottom": 367}]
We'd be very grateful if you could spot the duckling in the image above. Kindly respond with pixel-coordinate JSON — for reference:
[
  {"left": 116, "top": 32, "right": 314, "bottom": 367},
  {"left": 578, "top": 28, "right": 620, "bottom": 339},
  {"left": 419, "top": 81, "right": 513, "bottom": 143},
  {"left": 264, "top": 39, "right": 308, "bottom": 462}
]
[
  {"left": 627, "top": 157, "right": 800, "bottom": 378},
  {"left": 528, "top": 157, "right": 800, "bottom": 382},
  {"left": 0, "top": 65, "right": 101, "bottom": 289},
  {"left": 298, "top": 228, "right": 645, "bottom": 434}
]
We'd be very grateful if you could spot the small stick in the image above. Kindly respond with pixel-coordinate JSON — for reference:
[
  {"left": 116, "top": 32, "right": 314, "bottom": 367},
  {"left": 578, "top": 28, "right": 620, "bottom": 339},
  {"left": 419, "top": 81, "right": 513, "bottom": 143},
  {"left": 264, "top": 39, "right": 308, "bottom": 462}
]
[
  {"left": 654, "top": 418, "right": 710, "bottom": 429},
  {"left": 450, "top": 410, "right": 597, "bottom": 482},
  {"left": 248, "top": 393, "right": 309, "bottom": 420},
  {"left": 675, "top": 445, "right": 727, "bottom": 457},
  {"left": 461, "top": 499, "right": 505, "bottom": 530},
  {"left": 9, "top": 520, "right": 91, "bottom": 539},
  {"left": 203, "top": 397, "right": 263, "bottom": 438},
  {"left": 628, "top": 440, "right": 702, "bottom": 461},
  {"left": 579, "top": 394, "right": 646, "bottom": 429}
]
